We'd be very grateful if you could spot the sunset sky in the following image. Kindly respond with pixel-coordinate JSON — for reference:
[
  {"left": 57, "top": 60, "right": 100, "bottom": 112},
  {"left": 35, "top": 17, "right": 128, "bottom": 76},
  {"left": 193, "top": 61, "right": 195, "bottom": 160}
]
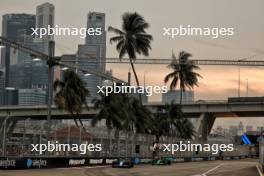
[{"left": 0, "top": 0, "right": 264, "bottom": 128}]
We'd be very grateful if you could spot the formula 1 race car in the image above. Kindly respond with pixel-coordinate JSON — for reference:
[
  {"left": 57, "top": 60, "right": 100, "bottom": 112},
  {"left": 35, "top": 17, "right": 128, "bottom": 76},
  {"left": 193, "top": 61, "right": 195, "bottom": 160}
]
[
  {"left": 112, "top": 159, "right": 134, "bottom": 168},
  {"left": 152, "top": 157, "right": 172, "bottom": 165}
]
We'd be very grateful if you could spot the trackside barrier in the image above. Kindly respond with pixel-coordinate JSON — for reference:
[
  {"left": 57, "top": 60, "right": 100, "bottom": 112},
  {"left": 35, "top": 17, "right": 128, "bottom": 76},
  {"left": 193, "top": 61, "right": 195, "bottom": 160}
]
[
  {"left": 0, "top": 154, "right": 256, "bottom": 169},
  {"left": 0, "top": 144, "right": 258, "bottom": 169}
]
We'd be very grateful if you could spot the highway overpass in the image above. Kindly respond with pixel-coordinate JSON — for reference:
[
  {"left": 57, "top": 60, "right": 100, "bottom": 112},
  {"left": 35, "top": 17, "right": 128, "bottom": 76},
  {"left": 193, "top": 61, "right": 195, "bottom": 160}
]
[
  {"left": 0, "top": 101, "right": 264, "bottom": 119},
  {"left": 1, "top": 100, "right": 264, "bottom": 140}
]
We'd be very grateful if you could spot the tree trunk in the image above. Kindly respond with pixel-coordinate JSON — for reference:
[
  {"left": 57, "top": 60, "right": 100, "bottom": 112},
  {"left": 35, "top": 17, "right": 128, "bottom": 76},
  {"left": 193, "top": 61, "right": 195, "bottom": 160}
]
[
  {"left": 129, "top": 58, "right": 142, "bottom": 102},
  {"left": 125, "top": 132, "right": 129, "bottom": 158},
  {"left": 153, "top": 135, "right": 160, "bottom": 159},
  {"left": 115, "top": 130, "right": 120, "bottom": 157},
  {"left": 108, "top": 129, "right": 112, "bottom": 157},
  {"left": 180, "top": 86, "right": 183, "bottom": 105}
]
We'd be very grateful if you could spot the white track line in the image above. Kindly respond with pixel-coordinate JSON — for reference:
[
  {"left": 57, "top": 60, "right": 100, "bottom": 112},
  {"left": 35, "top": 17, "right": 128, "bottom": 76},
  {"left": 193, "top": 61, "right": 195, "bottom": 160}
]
[
  {"left": 192, "top": 163, "right": 224, "bottom": 176},
  {"left": 256, "top": 164, "right": 264, "bottom": 176},
  {"left": 202, "top": 163, "right": 224, "bottom": 175}
]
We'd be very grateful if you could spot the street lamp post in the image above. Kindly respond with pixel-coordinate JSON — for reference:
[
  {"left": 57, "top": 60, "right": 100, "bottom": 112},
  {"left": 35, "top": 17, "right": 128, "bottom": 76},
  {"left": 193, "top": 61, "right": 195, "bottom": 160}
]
[
  {"left": 238, "top": 66, "right": 240, "bottom": 97},
  {"left": 237, "top": 58, "right": 247, "bottom": 97},
  {"left": 2, "top": 116, "right": 10, "bottom": 157},
  {"left": 46, "top": 41, "right": 55, "bottom": 143},
  {"left": 2, "top": 87, "right": 14, "bottom": 157}
]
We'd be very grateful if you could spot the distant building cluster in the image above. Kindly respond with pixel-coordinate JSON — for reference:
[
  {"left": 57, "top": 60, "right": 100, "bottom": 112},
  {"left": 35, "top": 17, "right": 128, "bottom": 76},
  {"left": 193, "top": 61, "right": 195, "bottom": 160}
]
[
  {"left": 0, "top": 3, "right": 55, "bottom": 106},
  {"left": 0, "top": 3, "right": 110, "bottom": 105},
  {"left": 0, "top": 2, "right": 198, "bottom": 106},
  {"left": 212, "top": 121, "right": 264, "bottom": 138}
]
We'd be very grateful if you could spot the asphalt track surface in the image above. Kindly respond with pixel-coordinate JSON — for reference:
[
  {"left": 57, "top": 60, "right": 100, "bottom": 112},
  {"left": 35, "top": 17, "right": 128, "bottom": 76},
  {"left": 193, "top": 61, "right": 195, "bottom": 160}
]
[{"left": 0, "top": 159, "right": 259, "bottom": 176}]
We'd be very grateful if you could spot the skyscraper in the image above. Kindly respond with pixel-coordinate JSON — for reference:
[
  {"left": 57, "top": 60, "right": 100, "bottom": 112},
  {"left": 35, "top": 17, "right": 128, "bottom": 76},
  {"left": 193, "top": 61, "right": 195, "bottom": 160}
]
[
  {"left": 78, "top": 12, "right": 106, "bottom": 102},
  {"left": 18, "top": 89, "right": 46, "bottom": 106},
  {"left": 1, "top": 3, "right": 55, "bottom": 105},
  {"left": 36, "top": 3, "right": 55, "bottom": 42},
  {"left": 1, "top": 13, "right": 36, "bottom": 86}
]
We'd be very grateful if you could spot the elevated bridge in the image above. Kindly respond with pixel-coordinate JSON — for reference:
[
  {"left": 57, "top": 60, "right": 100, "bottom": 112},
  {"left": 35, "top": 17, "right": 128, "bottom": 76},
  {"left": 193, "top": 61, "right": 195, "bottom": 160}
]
[
  {"left": 0, "top": 100, "right": 263, "bottom": 119},
  {"left": 1, "top": 99, "right": 264, "bottom": 140}
]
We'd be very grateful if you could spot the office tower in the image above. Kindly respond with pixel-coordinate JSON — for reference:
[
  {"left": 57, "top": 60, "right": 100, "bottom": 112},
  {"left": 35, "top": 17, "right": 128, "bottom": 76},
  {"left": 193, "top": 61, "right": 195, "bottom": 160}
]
[
  {"left": 85, "top": 11, "right": 106, "bottom": 80},
  {"left": 162, "top": 90, "right": 194, "bottom": 104},
  {"left": 0, "top": 68, "right": 4, "bottom": 87},
  {"left": 36, "top": 2, "right": 55, "bottom": 42},
  {"left": 78, "top": 44, "right": 101, "bottom": 102},
  {"left": 18, "top": 89, "right": 46, "bottom": 106},
  {"left": 2, "top": 3, "right": 55, "bottom": 106},
  {"left": 0, "top": 47, "right": 5, "bottom": 68},
  {"left": 35, "top": 2, "right": 56, "bottom": 91},
  {"left": 1, "top": 13, "right": 36, "bottom": 86},
  {"left": 78, "top": 12, "right": 106, "bottom": 102},
  {"left": 0, "top": 88, "right": 18, "bottom": 105}
]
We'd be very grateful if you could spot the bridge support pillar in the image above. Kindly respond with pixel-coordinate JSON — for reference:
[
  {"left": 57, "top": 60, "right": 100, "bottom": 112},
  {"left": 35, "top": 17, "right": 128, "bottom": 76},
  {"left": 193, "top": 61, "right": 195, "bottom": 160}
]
[{"left": 195, "top": 113, "right": 216, "bottom": 141}]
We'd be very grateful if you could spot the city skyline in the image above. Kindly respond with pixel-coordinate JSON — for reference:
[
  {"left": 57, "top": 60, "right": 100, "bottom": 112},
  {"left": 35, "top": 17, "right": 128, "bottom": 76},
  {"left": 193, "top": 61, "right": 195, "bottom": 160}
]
[{"left": 0, "top": 0, "right": 263, "bottom": 101}]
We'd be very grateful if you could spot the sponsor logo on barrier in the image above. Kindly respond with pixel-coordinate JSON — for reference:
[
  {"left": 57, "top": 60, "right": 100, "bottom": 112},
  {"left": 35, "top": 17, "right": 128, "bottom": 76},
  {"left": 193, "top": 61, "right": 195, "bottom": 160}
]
[
  {"left": 90, "top": 159, "right": 103, "bottom": 164},
  {"left": 69, "top": 159, "right": 85, "bottom": 166},
  {"left": 0, "top": 160, "right": 16, "bottom": 167},
  {"left": 174, "top": 158, "right": 184, "bottom": 162},
  {"left": 140, "top": 159, "right": 152, "bottom": 163},
  {"left": 208, "top": 157, "right": 216, "bottom": 161},
  {"left": 192, "top": 158, "right": 203, "bottom": 161},
  {"left": 27, "top": 159, "right": 47, "bottom": 168},
  {"left": 105, "top": 159, "right": 116, "bottom": 164}
]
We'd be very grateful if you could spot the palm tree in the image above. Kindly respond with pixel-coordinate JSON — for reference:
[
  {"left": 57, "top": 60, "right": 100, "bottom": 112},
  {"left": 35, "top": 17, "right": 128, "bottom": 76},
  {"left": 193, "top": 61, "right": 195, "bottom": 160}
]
[
  {"left": 122, "top": 95, "right": 153, "bottom": 156},
  {"left": 165, "top": 101, "right": 195, "bottom": 139},
  {"left": 150, "top": 101, "right": 195, "bottom": 158},
  {"left": 164, "top": 51, "right": 201, "bottom": 104},
  {"left": 92, "top": 88, "right": 152, "bottom": 156},
  {"left": 108, "top": 12, "right": 153, "bottom": 101},
  {"left": 91, "top": 91, "right": 125, "bottom": 131},
  {"left": 53, "top": 69, "right": 89, "bottom": 127},
  {"left": 92, "top": 88, "right": 131, "bottom": 157}
]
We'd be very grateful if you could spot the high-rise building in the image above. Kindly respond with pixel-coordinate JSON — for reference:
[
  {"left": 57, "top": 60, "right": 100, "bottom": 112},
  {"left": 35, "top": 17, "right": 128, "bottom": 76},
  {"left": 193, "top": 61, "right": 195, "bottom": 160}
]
[
  {"left": 35, "top": 3, "right": 57, "bottom": 92},
  {"left": 162, "top": 90, "right": 194, "bottom": 104},
  {"left": 18, "top": 89, "right": 46, "bottom": 106},
  {"left": 77, "top": 12, "right": 106, "bottom": 102},
  {"left": 36, "top": 2, "right": 55, "bottom": 42},
  {"left": 0, "top": 88, "right": 18, "bottom": 105},
  {"left": 0, "top": 47, "right": 5, "bottom": 68},
  {"left": 1, "top": 3, "right": 55, "bottom": 105},
  {"left": 0, "top": 68, "right": 5, "bottom": 91},
  {"left": 1, "top": 13, "right": 36, "bottom": 86}
]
